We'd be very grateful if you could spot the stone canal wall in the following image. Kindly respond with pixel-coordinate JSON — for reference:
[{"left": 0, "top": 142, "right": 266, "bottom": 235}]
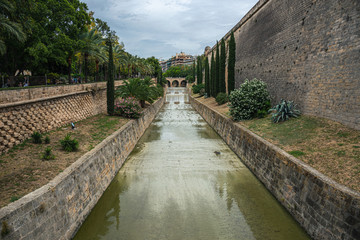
[
  {"left": 190, "top": 96, "right": 360, "bottom": 240},
  {"left": 207, "top": 0, "right": 360, "bottom": 130},
  {"left": 0, "top": 97, "right": 164, "bottom": 240},
  {"left": 0, "top": 81, "right": 123, "bottom": 154}
]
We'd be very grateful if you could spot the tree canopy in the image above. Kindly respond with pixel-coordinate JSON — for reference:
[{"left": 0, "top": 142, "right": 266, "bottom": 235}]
[
  {"left": 163, "top": 65, "right": 193, "bottom": 78},
  {"left": 0, "top": 0, "right": 161, "bottom": 84}
]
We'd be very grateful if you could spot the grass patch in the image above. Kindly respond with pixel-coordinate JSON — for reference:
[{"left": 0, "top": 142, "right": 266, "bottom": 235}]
[
  {"left": 246, "top": 115, "right": 321, "bottom": 145},
  {"left": 336, "top": 150, "right": 346, "bottom": 157},
  {"left": 288, "top": 150, "right": 306, "bottom": 158},
  {"left": 337, "top": 131, "right": 350, "bottom": 138},
  {"left": 0, "top": 113, "right": 129, "bottom": 208},
  {"left": 10, "top": 196, "right": 20, "bottom": 202},
  {"left": 239, "top": 113, "right": 360, "bottom": 192}
]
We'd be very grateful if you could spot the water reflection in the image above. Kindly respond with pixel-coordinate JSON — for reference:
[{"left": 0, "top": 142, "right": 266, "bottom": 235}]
[{"left": 73, "top": 88, "right": 310, "bottom": 240}]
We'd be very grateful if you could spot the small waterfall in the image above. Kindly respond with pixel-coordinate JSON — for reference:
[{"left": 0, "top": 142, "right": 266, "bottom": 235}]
[{"left": 165, "top": 87, "right": 189, "bottom": 104}]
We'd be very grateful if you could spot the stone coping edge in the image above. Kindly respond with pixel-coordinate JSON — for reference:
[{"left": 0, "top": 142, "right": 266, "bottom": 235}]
[
  {"left": 0, "top": 91, "right": 90, "bottom": 109},
  {"left": 190, "top": 95, "right": 360, "bottom": 240},
  {"left": 0, "top": 96, "right": 164, "bottom": 240},
  {"left": 0, "top": 80, "right": 123, "bottom": 108}
]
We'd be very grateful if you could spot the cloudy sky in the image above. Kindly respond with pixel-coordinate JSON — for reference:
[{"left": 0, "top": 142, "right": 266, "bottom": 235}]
[{"left": 81, "top": 0, "right": 258, "bottom": 60}]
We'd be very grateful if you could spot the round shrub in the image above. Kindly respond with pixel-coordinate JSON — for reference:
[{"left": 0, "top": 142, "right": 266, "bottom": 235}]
[
  {"left": 229, "top": 78, "right": 270, "bottom": 121},
  {"left": 216, "top": 92, "right": 228, "bottom": 105},
  {"left": 192, "top": 83, "right": 204, "bottom": 94},
  {"left": 114, "top": 97, "right": 142, "bottom": 119}
]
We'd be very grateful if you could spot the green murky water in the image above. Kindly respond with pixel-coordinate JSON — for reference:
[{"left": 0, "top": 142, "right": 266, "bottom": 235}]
[{"left": 73, "top": 88, "right": 310, "bottom": 240}]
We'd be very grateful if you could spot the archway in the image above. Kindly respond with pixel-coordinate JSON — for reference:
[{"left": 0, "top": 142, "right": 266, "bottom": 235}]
[
  {"left": 172, "top": 80, "right": 179, "bottom": 87},
  {"left": 180, "top": 80, "right": 187, "bottom": 87},
  {"left": 167, "top": 80, "right": 171, "bottom": 87}
]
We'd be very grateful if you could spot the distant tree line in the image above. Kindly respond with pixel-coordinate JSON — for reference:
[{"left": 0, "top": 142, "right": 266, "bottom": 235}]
[{"left": 0, "top": 0, "right": 161, "bottom": 84}]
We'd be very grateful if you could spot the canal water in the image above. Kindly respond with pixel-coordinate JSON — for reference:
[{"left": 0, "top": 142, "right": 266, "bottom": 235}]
[{"left": 73, "top": 88, "right": 310, "bottom": 240}]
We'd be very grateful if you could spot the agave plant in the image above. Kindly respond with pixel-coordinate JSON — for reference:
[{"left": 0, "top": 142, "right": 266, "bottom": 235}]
[{"left": 269, "top": 99, "right": 301, "bottom": 123}]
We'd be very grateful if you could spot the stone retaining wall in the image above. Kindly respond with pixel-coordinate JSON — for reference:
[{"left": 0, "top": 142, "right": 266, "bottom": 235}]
[
  {"left": 190, "top": 96, "right": 360, "bottom": 240},
  {"left": 207, "top": 0, "right": 360, "bottom": 130},
  {"left": 0, "top": 97, "right": 164, "bottom": 240},
  {"left": 0, "top": 81, "right": 123, "bottom": 104},
  {"left": 0, "top": 81, "right": 123, "bottom": 154}
]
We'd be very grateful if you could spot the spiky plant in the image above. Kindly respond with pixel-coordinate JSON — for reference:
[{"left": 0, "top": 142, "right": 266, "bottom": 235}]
[{"left": 269, "top": 99, "right": 301, "bottom": 123}]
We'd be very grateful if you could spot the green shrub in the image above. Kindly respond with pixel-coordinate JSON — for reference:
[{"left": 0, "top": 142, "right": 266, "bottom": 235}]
[
  {"left": 256, "top": 101, "right": 271, "bottom": 118},
  {"left": 10, "top": 196, "right": 19, "bottom": 202},
  {"left": 114, "top": 97, "right": 142, "bottom": 119},
  {"left": 115, "top": 78, "right": 161, "bottom": 108},
  {"left": 60, "top": 134, "right": 79, "bottom": 152},
  {"left": 42, "top": 147, "right": 55, "bottom": 160},
  {"left": 229, "top": 79, "right": 270, "bottom": 121},
  {"left": 192, "top": 83, "right": 204, "bottom": 94},
  {"left": 216, "top": 92, "right": 228, "bottom": 105},
  {"left": 31, "top": 132, "right": 42, "bottom": 144},
  {"left": 154, "top": 84, "right": 164, "bottom": 98},
  {"left": 269, "top": 99, "right": 301, "bottom": 123},
  {"left": 44, "top": 136, "right": 50, "bottom": 144}
]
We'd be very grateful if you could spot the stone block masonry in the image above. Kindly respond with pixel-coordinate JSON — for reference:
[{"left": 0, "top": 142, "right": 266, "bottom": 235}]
[
  {"left": 0, "top": 97, "right": 164, "bottom": 240},
  {"left": 208, "top": 0, "right": 360, "bottom": 130},
  {"left": 0, "top": 81, "right": 123, "bottom": 104},
  {"left": 0, "top": 81, "right": 123, "bottom": 154},
  {"left": 190, "top": 96, "right": 360, "bottom": 240}
]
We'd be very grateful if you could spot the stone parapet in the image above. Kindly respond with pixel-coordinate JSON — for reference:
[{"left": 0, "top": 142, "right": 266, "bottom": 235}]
[
  {"left": 0, "top": 97, "right": 164, "bottom": 240},
  {"left": 0, "top": 81, "right": 123, "bottom": 104},
  {"left": 190, "top": 96, "right": 360, "bottom": 240}
]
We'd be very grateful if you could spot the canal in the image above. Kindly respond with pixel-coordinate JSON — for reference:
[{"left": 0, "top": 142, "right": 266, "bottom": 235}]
[{"left": 73, "top": 88, "right": 310, "bottom": 240}]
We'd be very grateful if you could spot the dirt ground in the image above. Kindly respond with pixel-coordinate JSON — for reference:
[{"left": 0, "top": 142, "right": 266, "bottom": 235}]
[
  {"left": 0, "top": 114, "right": 129, "bottom": 208},
  {"left": 196, "top": 96, "right": 360, "bottom": 193}
]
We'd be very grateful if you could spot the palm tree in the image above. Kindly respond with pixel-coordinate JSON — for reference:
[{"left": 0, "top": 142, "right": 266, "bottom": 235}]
[
  {"left": 0, "top": 0, "right": 26, "bottom": 55},
  {"left": 115, "top": 77, "right": 158, "bottom": 108},
  {"left": 78, "top": 27, "right": 105, "bottom": 82},
  {"left": 113, "top": 42, "right": 127, "bottom": 79}
]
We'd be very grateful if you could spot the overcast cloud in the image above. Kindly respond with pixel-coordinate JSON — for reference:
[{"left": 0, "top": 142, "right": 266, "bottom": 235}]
[{"left": 81, "top": 0, "right": 258, "bottom": 60}]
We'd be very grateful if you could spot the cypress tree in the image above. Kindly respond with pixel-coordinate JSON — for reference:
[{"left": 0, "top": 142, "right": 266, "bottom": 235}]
[
  {"left": 196, "top": 56, "right": 203, "bottom": 84},
  {"left": 199, "top": 57, "right": 203, "bottom": 84},
  {"left": 107, "top": 33, "right": 114, "bottom": 115},
  {"left": 210, "top": 52, "right": 215, "bottom": 97},
  {"left": 228, "top": 31, "right": 236, "bottom": 94},
  {"left": 215, "top": 41, "right": 220, "bottom": 96},
  {"left": 220, "top": 39, "right": 226, "bottom": 93},
  {"left": 192, "top": 62, "right": 196, "bottom": 83},
  {"left": 205, "top": 56, "right": 210, "bottom": 95},
  {"left": 157, "top": 68, "right": 163, "bottom": 85}
]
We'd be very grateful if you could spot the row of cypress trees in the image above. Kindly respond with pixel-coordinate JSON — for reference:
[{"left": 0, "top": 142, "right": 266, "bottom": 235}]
[{"left": 200, "top": 31, "right": 236, "bottom": 97}]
